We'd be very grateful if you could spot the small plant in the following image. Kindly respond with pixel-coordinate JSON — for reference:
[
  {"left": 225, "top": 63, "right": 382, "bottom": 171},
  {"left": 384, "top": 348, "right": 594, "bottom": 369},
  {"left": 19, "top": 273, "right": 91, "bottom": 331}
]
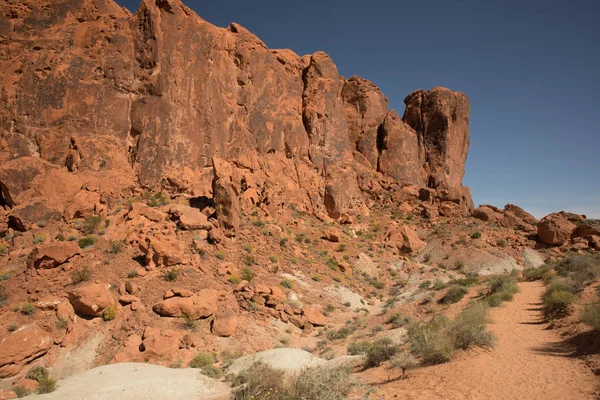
[
  {"left": 21, "top": 303, "right": 35, "bottom": 315},
  {"left": 390, "top": 352, "right": 418, "bottom": 380},
  {"left": 582, "top": 303, "right": 600, "bottom": 331},
  {"left": 269, "top": 255, "right": 279, "bottom": 263},
  {"left": 439, "top": 285, "right": 467, "bottom": 305},
  {"left": 347, "top": 341, "right": 373, "bottom": 355},
  {"left": 78, "top": 235, "right": 97, "bottom": 249},
  {"left": 0, "top": 244, "right": 7, "bottom": 255},
  {"left": 371, "top": 325, "right": 384, "bottom": 335},
  {"left": 280, "top": 279, "right": 293, "bottom": 289},
  {"left": 453, "top": 259, "right": 465, "bottom": 270},
  {"left": 228, "top": 275, "right": 241, "bottom": 284},
  {"left": 102, "top": 305, "right": 118, "bottom": 321},
  {"left": 231, "top": 361, "right": 287, "bottom": 400},
  {"left": 0, "top": 271, "right": 11, "bottom": 281},
  {"left": 37, "top": 377, "right": 57, "bottom": 394},
  {"left": 163, "top": 269, "right": 179, "bottom": 282},
  {"left": 70, "top": 266, "right": 92, "bottom": 284},
  {"left": 243, "top": 244, "right": 253, "bottom": 253},
  {"left": 26, "top": 366, "right": 49, "bottom": 382},
  {"left": 33, "top": 234, "right": 46, "bottom": 244},
  {"left": 470, "top": 231, "right": 482, "bottom": 239},
  {"left": 365, "top": 338, "right": 398, "bottom": 368},
  {"left": 181, "top": 311, "right": 196, "bottom": 330},
  {"left": 291, "top": 366, "right": 358, "bottom": 400},
  {"left": 432, "top": 279, "right": 446, "bottom": 291},
  {"left": 145, "top": 191, "right": 170, "bottom": 207},
  {"left": 326, "top": 327, "right": 352, "bottom": 340},
  {"left": 109, "top": 240, "right": 124, "bottom": 254},
  {"left": 83, "top": 215, "right": 103, "bottom": 234},
  {"left": 242, "top": 254, "right": 256, "bottom": 266},
  {"left": 8, "top": 323, "right": 18, "bottom": 332},
  {"left": 496, "top": 238, "right": 507, "bottom": 247},
  {"left": 423, "top": 253, "right": 432, "bottom": 263},
  {"left": 169, "top": 359, "right": 183, "bottom": 369},
  {"left": 388, "top": 313, "right": 413, "bottom": 328},
  {"left": 127, "top": 269, "right": 138, "bottom": 278},
  {"left": 543, "top": 287, "right": 575, "bottom": 319},
  {"left": 12, "top": 385, "right": 29, "bottom": 397},
  {"left": 189, "top": 352, "right": 217, "bottom": 368},
  {"left": 368, "top": 277, "right": 385, "bottom": 290},
  {"left": 215, "top": 251, "right": 226, "bottom": 260},
  {"left": 241, "top": 267, "right": 256, "bottom": 282},
  {"left": 419, "top": 280, "right": 432, "bottom": 289},
  {"left": 312, "top": 274, "right": 322, "bottom": 282},
  {"left": 199, "top": 364, "right": 223, "bottom": 379}
]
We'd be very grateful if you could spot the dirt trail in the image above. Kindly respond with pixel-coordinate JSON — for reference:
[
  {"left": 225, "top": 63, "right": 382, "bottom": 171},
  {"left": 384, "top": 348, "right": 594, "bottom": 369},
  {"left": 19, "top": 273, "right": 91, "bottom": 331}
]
[{"left": 362, "top": 281, "right": 598, "bottom": 399}]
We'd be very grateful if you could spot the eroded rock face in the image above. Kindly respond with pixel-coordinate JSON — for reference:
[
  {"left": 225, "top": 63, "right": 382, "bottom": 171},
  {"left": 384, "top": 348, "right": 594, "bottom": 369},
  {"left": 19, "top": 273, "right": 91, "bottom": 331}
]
[
  {"left": 0, "top": 324, "right": 53, "bottom": 378},
  {"left": 0, "top": 0, "right": 474, "bottom": 226},
  {"left": 68, "top": 283, "right": 114, "bottom": 318},
  {"left": 153, "top": 289, "right": 220, "bottom": 319},
  {"left": 537, "top": 213, "right": 577, "bottom": 245},
  {"left": 28, "top": 242, "right": 81, "bottom": 269}
]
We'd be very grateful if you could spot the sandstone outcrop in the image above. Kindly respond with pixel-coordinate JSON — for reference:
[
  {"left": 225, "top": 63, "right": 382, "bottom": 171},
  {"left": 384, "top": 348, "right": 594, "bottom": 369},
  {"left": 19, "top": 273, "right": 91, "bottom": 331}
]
[
  {"left": 68, "top": 283, "right": 114, "bottom": 318},
  {"left": 537, "top": 213, "right": 577, "bottom": 245},
  {"left": 0, "top": 0, "right": 474, "bottom": 232},
  {"left": 0, "top": 324, "right": 53, "bottom": 378}
]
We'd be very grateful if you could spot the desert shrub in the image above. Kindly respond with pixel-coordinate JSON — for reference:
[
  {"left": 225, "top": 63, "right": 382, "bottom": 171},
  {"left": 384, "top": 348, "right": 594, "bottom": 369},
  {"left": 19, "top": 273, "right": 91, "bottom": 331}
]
[
  {"left": 290, "top": 366, "right": 358, "bottom": 400},
  {"left": 102, "top": 305, "right": 118, "bottom": 321},
  {"left": 470, "top": 231, "right": 481, "bottom": 239},
  {"left": 109, "top": 240, "right": 124, "bottom": 254},
  {"left": 0, "top": 284, "right": 7, "bottom": 307},
  {"left": 8, "top": 323, "right": 18, "bottom": 332},
  {"left": 181, "top": 311, "right": 196, "bottom": 330},
  {"left": 169, "top": 359, "right": 183, "bottom": 369},
  {"left": 543, "top": 288, "right": 575, "bottom": 318},
  {"left": 163, "top": 269, "right": 179, "bottom": 282},
  {"left": 189, "top": 352, "right": 217, "bottom": 368},
  {"left": 78, "top": 235, "right": 97, "bottom": 249},
  {"left": 269, "top": 255, "right": 279, "bottom": 263},
  {"left": 243, "top": 244, "right": 253, "bottom": 253},
  {"left": 448, "top": 302, "right": 495, "bottom": 350},
  {"left": 312, "top": 274, "right": 322, "bottom": 282},
  {"left": 347, "top": 341, "right": 373, "bottom": 355},
  {"left": 127, "top": 270, "right": 138, "bottom": 278},
  {"left": 242, "top": 255, "right": 256, "bottom": 266},
  {"left": 199, "top": 364, "right": 222, "bottom": 379},
  {"left": 241, "top": 267, "right": 255, "bottom": 282},
  {"left": 70, "top": 266, "right": 92, "bottom": 284},
  {"left": 37, "top": 377, "right": 57, "bottom": 394},
  {"left": 365, "top": 338, "right": 398, "bottom": 368},
  {"left": 554, "top": 253, "right": 600, "bottom": 292},
  {"left": 228, "top": 275, "right": 241, "bottom": 284},
  {"left": 21, "top": 303, "right": 35, "bottom": 315},
  {"left": 419, "top": 280, "right": 432, "bottom": 289},
  {"left": 582, "top": 303, "right": 600, "bottom": 331},
  {"left": 26, "top": 366, "right": 49, "bottom": 382},
  {"left": 432, "top": 279, "right": 446, "bottom": 290},
  {"left": 390, "top": 352, "right": 418, "bottom": 380},
  {"left": 33, "top": 234, "right": 46, "bottom": 244},
  {"left": 487, "top": 291, "right": 513, "bottom": 307},
  {"left": 388, "top": 313, "right": 413, "bottom": 328},
  {"left": 0, "top": 271, "right": 11, "bottom": 281},
  {"left": 12, "top": 385, "right": 29, "bottom": 397},
  {"left": 485, "top": 275, "right": 519, "bottom": 307},
  {"left": 449, "top": 273, "right": 479, "bottom": 287},
  {"left": 146, "top": 191, "right": 170, "bottom": 207},
  {"left": 439, "top": 285, "right": 467, "bottom": 304},
  {"left": 83, "top": 215, "right": 103, "bottom": 234},
  {"left": 423, "top": 253, "right": 432, "bottom": 263},
  {"left": 56, "top": 318, "right": 68, "bottom": 329},
  {"left": 0, "top": 243, "right": 7, "bottom": 255},
  {"left": 215, "top": 251, "right": 226, "bottom": 260},
  {"left": 232, "top": 361, "right": 288, "bottom": 400},
  {"left": 522, "top": 265, "right": 553, "bottom": 282},
  {"left": 280, "top": 279, "right": 293, "bottom": 289},
  {"left": 408, "top": 315, "right": 454, "bottom": 364},
  {"left": 326, "top": 327, "right": 351, "bottom": 340}
]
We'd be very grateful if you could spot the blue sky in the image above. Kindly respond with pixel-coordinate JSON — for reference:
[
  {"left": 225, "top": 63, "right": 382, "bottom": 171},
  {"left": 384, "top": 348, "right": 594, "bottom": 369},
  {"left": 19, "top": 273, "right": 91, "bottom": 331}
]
[{"left": 118, "top": 0, "right": 600, "bottom": 218}]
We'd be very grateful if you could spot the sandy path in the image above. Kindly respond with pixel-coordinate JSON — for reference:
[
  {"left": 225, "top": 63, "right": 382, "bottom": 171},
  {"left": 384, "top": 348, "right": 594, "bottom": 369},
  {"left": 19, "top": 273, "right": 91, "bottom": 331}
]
[{"left": 363, "top": 281, "right": 598, "bottom": 399}]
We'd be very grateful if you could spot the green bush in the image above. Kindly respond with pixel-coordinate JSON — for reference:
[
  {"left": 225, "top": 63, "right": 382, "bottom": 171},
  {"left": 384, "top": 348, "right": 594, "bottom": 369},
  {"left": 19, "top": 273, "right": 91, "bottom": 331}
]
[
  {"left": 408, "top": 315, "right": 454, "bottom": 364},
  {"left": 470, "top": 232, "right": 481, "bottom": 239},
  {"left": 448, "top": 302, "right": 495, "bottom": 350},
  {"left": 365, "top": 338, "right": 398, "bottom": 368},
  {"left": 554, "top": 253, "right": 600, "bottom": 292},
  {"left": 439, "top": 285, "right": 467, "bottom": 304},
  {"left": 232, "top": 361, "right": 288, "bottom": 400},
  {"left": 37, "top": 377, "right": 57, "bottom": 393},
  {"left": 109, "top": 240, "right": 124, "bottom": 254},
  {"left": 522, "top": 265, "right": 553, "bottom": 282},
  {"left": 347, "top": 341, "right": 373, "bottom": 355},
  {"left": 485, "top": 275, "right": 519, "bottom": 307},
  {"left": 33, "top": 234, "right": 46, "bottom": 244},
  {"left": 280, "top": 279, "right": 293, "bottom": 289},
  {"left": 290, "top": 366, "right": 358, "bottom": 400},
  {"left": 390, "top": 352, "right": 418, "bottom": 380},
  {"left": 26, "top": 366, "right": 49, "bottom": 382},
  {"left": 189, "top": 352, "right": 217, "bottom": 368},
  {"left": 83, "top": 215, "right": 103, "bottom": 234},
  {"left": 70, "top": 266, "right": 92, "bottom": 284},
  {"left": 215, "top": 251, "right": 226, "bottom": 260},
  {"left": 582, "top": 303, "right": 600, "bottom": 331},
  {"left": 387, "top": 313, "right": 413, "bottom": 328},
  {"left": 199, "top": 364, "right": 222, "bottom": 379},
  {"left": 241, "top": 267, "right": 255, "bottom": 282},
  {"left": 163, "top": 269, "right": 179, "bottom": 282},
  {"left": 102, "top": 305, "right": 118, "bottom": 321},
  {"left": 12, "top": 385, "right": 29, "bottom": 397},
  {"left": 145, "top": 191, "right": 170, "bottom": 207},
  {"left": 496, "top": 238, "right": 507, "bottom": 247},
  {"left": 21, "top": 303, "right": 35, "bottom": 315},
  {"left": 543, "top": 288, "right": 575, "bottom": 318},
  {"left": 326, "top": 327, "right": 351, "bottom": 340},
  {"left": 78, "top": 235, "right": 97, "bottom": 249}
]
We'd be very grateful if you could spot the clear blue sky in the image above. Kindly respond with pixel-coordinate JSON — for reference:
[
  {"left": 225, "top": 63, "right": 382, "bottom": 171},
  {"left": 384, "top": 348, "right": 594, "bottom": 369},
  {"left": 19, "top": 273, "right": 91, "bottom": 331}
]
[{"left": 118, "top": 0, "right": 600, "bottom": 218}]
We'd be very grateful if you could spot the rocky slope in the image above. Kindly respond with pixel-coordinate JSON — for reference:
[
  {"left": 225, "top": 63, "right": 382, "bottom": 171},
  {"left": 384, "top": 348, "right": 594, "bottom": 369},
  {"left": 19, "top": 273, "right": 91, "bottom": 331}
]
[{"left": 0, "top": 0, "right": 599, "bottom": 397}]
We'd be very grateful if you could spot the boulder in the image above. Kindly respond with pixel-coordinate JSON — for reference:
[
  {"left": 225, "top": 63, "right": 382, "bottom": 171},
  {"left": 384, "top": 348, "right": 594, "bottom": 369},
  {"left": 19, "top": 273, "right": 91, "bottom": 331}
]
[
  {"left": 177, "top": 207, "right": 211, "bottom": 230},
  {"left": 537, "top": 214, "right": 576, "bottom": 245},
  {"left": 63, "top": 190, "right": 105, "bottom": 220},
  {"left": 322, "top": 227, "right": 341, "bottom": 242},
  {"left": 140, "top": 234, "right": 187, "bottom": 270},
  {"left": 68, "top": 283, "right": 114, "bottom": 318},
  {"left": 572, "top": 222, "right": 600, "bottom": 239},
  {"left": 8, "top": 198, "right": 62, "bottom": 231},
  {"left": 211, "top": 314, "right": 239, "bottom": 337},
  {"left": 386, "top": 225, "right": 426, "bottom": 254},
  {"left": 153, "top": 289, "right": 220, "bottom": 319},
  {"left": 0, "top": 324, "right": 53, "bottom": 378},
  {"left": 472, "top": 206, "right": 501, "bottom": 222},
  {"left": 302, "top": 306, "right": 327, "bottom": 326},
  {"left": 28, "top": 242, "right": 81, "bottom": 269}
]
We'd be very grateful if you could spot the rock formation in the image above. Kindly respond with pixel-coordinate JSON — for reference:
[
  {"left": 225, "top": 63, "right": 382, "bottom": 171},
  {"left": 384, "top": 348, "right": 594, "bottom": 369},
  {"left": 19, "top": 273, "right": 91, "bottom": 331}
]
[{"left": 0, "top": 0, "right": 473, "bottom": 229}]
